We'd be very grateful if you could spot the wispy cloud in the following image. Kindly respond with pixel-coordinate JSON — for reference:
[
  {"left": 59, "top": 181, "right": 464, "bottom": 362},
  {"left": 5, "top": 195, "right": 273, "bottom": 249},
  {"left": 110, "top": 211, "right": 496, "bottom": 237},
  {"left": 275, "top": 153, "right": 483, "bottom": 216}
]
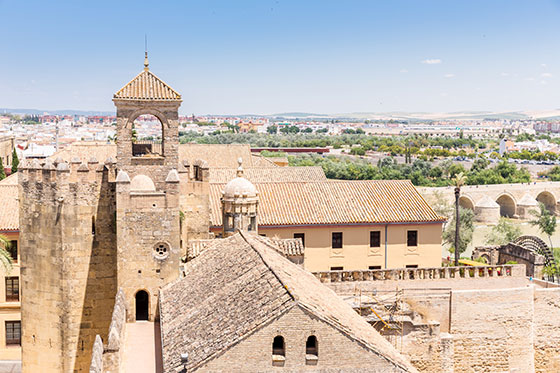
[
  {"left": 444, "top": 74, "right": 455, "bottom": 78},
  {"left": 525, "top": 77, "right": 535, "bottom": 81},
  {"left": 541, "top": 80, "right": 548, "bottom": 85},
  {"left": 421, "top": 58, "right": 442, "bottom": 65},
  {"left": 400, "top": 69, "right": 408, "bottom": 73},
  {"left": 541, "top": 63, "right": 547, "bottom": 68},
  {"left": 541, "top": 73, "right": 553, "bottom": 78},
  {"left": 500, "top": 72, "right": 509, "bottom": 77}
]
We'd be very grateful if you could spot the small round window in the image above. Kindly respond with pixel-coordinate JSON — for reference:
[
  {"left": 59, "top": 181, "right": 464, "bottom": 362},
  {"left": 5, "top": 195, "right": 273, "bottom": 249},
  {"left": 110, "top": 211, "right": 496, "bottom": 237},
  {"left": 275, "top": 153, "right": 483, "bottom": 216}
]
[{"left": 154, "top": 242, "right": 170, "bottom": 260}]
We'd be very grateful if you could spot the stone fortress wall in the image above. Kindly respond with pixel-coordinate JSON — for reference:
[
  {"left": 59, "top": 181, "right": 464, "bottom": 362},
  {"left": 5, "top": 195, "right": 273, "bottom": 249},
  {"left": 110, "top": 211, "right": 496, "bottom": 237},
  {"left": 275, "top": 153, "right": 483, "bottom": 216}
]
[
  {"left": 89, "top": 289, "right": 127, "bottom": 373},
  {"left": 420, "top": 182, "right": 560, "bottom": 224},
  {"left": 18, "top": 157, "right": 118, "bottom": 373},
  {"left": 317, "top": 264, "right": 559, "bottom": 372}
]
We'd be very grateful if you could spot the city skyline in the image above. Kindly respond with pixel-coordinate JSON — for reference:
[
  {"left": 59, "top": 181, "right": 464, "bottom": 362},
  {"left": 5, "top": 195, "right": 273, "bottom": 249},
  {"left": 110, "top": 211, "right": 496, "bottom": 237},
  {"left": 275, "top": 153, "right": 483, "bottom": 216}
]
[{"left": 1, "top": 0, "right": 560, "bottom": 114}]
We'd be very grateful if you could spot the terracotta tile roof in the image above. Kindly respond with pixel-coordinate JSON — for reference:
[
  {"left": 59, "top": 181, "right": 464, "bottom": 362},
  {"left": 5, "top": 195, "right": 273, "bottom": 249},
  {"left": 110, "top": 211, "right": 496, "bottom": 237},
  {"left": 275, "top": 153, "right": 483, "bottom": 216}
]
[
  {"left": 209, "top": 180, "right": 445, "bottom": 227},
  {"left": 51, "top": 143, "right": 116, "bottom": 163},
  {"left": 0, "top": 173, "right": 18, "bottom": 185},
  {"left": 179, "top": 144, "right": 266, "bottom": 168},
  {"left": 0, "top": 185, "right": 18, "bottom": 231},
  {"left": 113, "top": 70, "right": 181, "bottom": 101},
  {"left": 208, "top": 166, "right": 326, "bottom": 183},
  {"left": 159, "top": 232, "right": 416, "bottom": 372}
]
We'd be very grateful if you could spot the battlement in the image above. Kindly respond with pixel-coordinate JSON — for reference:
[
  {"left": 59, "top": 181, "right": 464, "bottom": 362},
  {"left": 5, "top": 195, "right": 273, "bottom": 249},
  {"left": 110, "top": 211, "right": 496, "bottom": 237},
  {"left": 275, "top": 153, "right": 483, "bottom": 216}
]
[
  {"left": 19, "top": 157, "right": 117, "bottom": 206},
  {"left": 179, "top": 158, "right": 210, "bottom": 182}
]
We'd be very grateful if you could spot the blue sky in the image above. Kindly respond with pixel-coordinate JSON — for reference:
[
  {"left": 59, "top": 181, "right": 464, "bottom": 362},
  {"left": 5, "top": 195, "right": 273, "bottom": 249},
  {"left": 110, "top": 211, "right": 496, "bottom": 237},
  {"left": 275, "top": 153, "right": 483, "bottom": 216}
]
[{"left": 1, "top": 0, "right": 560, "bottom": 115}]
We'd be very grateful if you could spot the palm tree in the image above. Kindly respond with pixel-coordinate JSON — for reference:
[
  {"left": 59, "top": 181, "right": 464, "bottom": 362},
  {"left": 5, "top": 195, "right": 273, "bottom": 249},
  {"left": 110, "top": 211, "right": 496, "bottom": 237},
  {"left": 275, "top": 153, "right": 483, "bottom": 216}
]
[
  {"left": 453, "top": 172, "right": 466, "bottom": 266},
  {"left": 0, "top": 235, "right": 13, "bottom": 272}
]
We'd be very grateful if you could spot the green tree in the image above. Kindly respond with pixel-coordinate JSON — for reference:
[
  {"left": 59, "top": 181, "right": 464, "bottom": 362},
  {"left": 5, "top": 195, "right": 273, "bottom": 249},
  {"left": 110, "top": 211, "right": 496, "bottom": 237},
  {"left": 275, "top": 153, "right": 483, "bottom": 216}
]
[
  {"left": 529, "top": 202, "right": 557, "bottom": 249},
  {"left": 10, "top": 148, "right": 19, "bottom": 174},
  {"left": 0, "top": 158, "right": 5, "bottom": 180},
  {"left": 443, "top": 207, "right": 474, "bottom": 257},
  {"left": 267, "top": 125, "right": 278, "bottom": 134},
  {"left": 485, "top": 217, "right": 522, "bottom": 245}
]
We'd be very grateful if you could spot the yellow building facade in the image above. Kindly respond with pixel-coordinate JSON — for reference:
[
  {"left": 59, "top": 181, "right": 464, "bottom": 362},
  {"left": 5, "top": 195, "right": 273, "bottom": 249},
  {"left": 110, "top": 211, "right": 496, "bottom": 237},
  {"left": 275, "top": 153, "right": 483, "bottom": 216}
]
[
  {"left": 0, "top": 183, "right": 21, "bottom": 361},
  {"left": 259, "top": 223, "right": 443, "bottom": 271}
]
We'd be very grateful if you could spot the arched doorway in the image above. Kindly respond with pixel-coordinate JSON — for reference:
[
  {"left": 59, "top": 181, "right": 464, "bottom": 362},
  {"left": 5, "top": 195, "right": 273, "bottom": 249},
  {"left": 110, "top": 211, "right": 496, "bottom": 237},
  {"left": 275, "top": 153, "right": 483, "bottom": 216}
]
[
  {"left": 459, "top": 196, "right": 475, "bottom": 211},
  {"left": 536, "top": 191, "right": 557, "bottom": 215},
  {"left": 135, "top": 290, "right": 149, "bottom": 321},
  {"left": 496, "top": 194, "right": 516, "bottom": 218}
]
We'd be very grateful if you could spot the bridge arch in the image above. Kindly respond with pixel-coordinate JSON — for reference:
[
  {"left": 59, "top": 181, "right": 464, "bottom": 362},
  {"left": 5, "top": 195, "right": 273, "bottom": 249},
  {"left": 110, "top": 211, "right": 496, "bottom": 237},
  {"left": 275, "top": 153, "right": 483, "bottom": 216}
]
[
  {"left": 536, "top": 191, "right": 557, "bottom": 215},
  {"left": 459, "top": 195, "right": 475, "bottom": 211},
  {"left": 496, "top": 193, "right": 517, "bottom": 218}
]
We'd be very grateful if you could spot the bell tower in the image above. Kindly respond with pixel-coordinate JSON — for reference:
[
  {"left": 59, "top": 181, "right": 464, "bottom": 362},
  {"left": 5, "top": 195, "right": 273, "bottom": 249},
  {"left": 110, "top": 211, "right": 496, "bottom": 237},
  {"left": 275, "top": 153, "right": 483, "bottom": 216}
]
[{"left": 113, "top": 54, "right": 182, "bottom": 321}]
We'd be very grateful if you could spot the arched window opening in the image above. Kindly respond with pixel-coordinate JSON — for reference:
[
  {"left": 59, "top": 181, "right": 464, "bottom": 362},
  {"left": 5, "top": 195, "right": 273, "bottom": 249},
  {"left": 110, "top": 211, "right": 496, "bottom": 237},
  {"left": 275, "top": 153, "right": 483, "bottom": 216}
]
[
  {"left": 306, "top": 335, "right": 318, "bottom": 356},
  {"left": 135, "top": 290, "right": 149, "bottom": 321},
  {"left": 272, "top": 336, "right": 285, "bottom": 356},
  {"left": 132, "top": 114, "right": 164, "bottom": 157}
]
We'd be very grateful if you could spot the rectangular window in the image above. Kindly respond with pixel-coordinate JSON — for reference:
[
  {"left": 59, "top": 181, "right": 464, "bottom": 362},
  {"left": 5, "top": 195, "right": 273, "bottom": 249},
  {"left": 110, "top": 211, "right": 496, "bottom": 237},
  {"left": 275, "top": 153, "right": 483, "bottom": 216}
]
[
  {"left": 5, "top": 321, "right": 20, "bottom": 345},
  {"left": 406, "top": 264, "right": 418, "bottom": 268},
  {"left": 293, "top": 233, "right": 305, "bottom": 247},
  {"left": 407, "top": 230, "right": 418, "bottom": 247},
  {"left": 5, "top": 277, "right": 19, "bottom": 302},
  {"left": 330, "top": 266, "right": 344, "bottom": 271},
  {"left": 368, "top": 265, "right": 382, "bottom": 270},
  {"left": 7, "top": 241, "right": 17, "bottom": 263},
  {"left": 370, "top": 231, "right": 381, "bottom": 248},
  {"left": 332, "top": 232, "right": 343, "bottom": 249}
]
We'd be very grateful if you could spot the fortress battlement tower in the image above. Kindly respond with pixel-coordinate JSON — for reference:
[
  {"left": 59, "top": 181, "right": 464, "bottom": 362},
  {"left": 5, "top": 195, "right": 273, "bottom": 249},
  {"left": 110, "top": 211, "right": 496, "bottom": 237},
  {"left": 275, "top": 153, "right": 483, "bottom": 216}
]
[{"left": 19, "top": 159, "right": 117, "bottom": 372}]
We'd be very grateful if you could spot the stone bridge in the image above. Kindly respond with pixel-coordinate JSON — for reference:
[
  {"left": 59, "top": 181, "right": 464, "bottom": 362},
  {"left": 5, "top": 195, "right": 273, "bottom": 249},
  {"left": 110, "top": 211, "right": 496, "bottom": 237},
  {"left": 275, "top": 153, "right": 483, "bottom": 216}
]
[{"left": 419, "top": 182, "right": 560, "bottom": 224}]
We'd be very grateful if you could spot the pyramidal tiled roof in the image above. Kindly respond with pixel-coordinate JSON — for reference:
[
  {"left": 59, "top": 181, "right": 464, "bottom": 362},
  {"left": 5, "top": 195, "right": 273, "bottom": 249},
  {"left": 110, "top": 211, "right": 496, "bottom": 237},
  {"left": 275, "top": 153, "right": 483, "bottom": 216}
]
[{"left": 113, "top": 69, "right": 181, "bottom": 101}]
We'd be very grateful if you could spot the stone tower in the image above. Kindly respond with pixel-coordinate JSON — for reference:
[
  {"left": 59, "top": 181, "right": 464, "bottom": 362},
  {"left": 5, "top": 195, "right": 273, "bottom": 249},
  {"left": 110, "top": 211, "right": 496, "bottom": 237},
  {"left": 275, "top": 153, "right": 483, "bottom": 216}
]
[
  {"left": 19, "top": 158, "right": 118, "bottom": 372},
  {"left": 221, "top": 159, "right": 259, "bottom": 237},
  {"left": 113, "top": 54, "right": 182, "bottom": 322}
]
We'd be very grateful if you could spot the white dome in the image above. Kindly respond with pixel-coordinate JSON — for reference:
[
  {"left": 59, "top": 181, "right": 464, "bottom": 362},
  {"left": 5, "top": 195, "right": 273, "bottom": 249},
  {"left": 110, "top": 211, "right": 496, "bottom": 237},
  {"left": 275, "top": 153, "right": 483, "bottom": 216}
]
[
  {"left": 222, "top": 158, "right": 257, "bottom": 198},
  {"left": 223, "top": 176, "right": 257, "bottom": 198},
  {"left": 130, "top": 174, "right": 156, "bottom": 192}
]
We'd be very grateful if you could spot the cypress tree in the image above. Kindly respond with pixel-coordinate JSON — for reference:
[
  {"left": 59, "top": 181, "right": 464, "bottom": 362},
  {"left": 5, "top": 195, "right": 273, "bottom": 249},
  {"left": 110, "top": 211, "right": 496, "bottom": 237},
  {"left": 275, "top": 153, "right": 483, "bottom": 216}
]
[
  {"left": 11, "top": 148, "right": 19, "bottom": 174},
  {"left": 0, "top": 158, "right": 5, "bottom": 180}
]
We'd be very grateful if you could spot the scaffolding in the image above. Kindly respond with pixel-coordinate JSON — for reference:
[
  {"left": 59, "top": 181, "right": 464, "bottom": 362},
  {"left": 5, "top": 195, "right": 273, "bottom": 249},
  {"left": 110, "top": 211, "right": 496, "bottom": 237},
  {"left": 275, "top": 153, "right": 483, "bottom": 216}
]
[{"left": 352, "top": 287, "right": 405, "bottom": 352}]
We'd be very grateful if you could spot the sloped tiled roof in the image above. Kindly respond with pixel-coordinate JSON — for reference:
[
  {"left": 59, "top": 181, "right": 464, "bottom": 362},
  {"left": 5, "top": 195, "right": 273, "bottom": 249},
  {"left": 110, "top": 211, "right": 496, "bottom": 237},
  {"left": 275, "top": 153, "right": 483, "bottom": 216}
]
[
  {"left": 208, "top": 166, "right": 326, "bottom": 183},
  {"left": 0, "top": 173, "right": 18, "bottom": 185},
  {"left": 113, "top": 69, "right": 181, "bottom": 101},
  {"left": 0, "top": 185, "right": 18, "bottom": 231},
  {"left": 179, "top": 144, "right": 265, "bottom": 168},
  {"left": 209, "top": 180, "right": 445, "bottom": 227},
  {"left": 159, "top": 232, "right": 416, "bottom": 372}
]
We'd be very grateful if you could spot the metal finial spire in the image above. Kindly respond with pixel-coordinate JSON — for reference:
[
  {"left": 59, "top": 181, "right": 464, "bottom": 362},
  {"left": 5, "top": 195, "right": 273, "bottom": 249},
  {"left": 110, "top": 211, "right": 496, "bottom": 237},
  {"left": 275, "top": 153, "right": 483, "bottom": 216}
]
[
  {"left": 144, "top": 35, "right": 149, "bottom": 71},
  {"left": 236, "top": 158, "right": 244, "bottom": 177}
]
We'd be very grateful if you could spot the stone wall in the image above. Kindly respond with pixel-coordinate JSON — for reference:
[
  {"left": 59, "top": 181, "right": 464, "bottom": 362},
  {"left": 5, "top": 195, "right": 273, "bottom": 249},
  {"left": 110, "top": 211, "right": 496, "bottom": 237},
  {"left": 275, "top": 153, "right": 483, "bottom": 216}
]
[
  {"left": 198, "top": 306, "right": 410, "bottom": 372},
  {"left": 449, "top": 286, "right": 535, "bottom": 372},
  {"left": 89, "top": 289, "right": 128, "bottom": 373},
  {"left": 533, "top": 288, "right": 560, "bottom": 372},
  {"left": 19, "top": 160, "right": 117, "bottom": 373},
  {"left": 179, "top": 161, "right": 210, "bottom": 252}
]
